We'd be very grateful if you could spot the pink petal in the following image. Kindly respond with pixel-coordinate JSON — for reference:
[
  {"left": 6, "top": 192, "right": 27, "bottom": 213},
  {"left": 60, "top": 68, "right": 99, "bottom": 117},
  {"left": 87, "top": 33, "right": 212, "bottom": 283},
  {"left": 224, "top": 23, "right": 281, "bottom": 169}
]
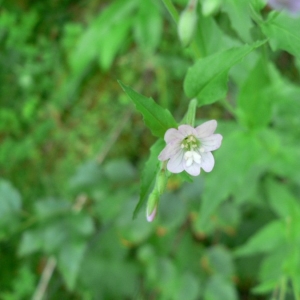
[
  {"left": 164, "top": 128, "right": 184, "bottom": 143},
  {"left": 184, "top": 162, "right": 201, "bottom": 176},
  {"left": 147, "top": 205, "right": 157, "bottom": 222},
  {"left": 158, "top": 142, "right": 181, "bottom": 161},
  {"left": 167, "top": 149, "right": 184, "bottom": 173},
  {"left": 200, "top": 152, "right": 215, "bottom": 172},
  {"left": 178, "top": 124, "right": 197, "bottom": 137},
  {"left": 195, "top": 120, "right": 217, "bottom": 138},
  {"left": 200, "top": 134, "right": 223, "bottom": 151}
]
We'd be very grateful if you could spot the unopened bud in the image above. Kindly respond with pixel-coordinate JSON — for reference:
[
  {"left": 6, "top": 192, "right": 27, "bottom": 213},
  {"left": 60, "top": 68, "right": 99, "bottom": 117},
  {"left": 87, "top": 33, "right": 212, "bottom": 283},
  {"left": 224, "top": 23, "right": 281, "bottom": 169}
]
[
  {"left": 156, "top": 168, "right": 167, "bottom": 195},
  {"left": 178, "top": 0, "right": 198, "bottom": 47},
  {"left": 202, "top": 0, "right": 221, "bottom": 16},
  {"left": 146, "top": 190, "right": 159, "bottom": 222}
]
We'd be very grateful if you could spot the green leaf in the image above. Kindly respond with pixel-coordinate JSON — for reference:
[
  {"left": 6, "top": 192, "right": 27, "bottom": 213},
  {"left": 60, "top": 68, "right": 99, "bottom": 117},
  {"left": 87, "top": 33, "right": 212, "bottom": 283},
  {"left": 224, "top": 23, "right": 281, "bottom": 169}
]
[
  {"left": 157, "top": 258, "right": 179, "bottom": 298},
  {"left": 159, "top": 192, "right": 187, "bottom": 230},
  {"left": 251, "top": 279, "right": 280, "bottom": 295},
  {"left": 0, "top": 179, "right": 22, "bottom": 235},
  {"left": 0, "top": 265, "right": 36, "bottom": 300},
  {"left": 117, "top": 202, "right": 154, "bottom": 243},
  {"left": 249, "top": 0, "right": 267, "bottom": 11},
  {"left": 19, "top": 230, "right": 43, "bottom": 256},
  {"left": 197, "top": 72, "right": 228, "bottom": 106},
  {"left": 237, "top": 57, "right": 273, "bottom": 129},
  {"left": 0, "top": 179, "right": 22, "bottom": 219},
  {"left": 58, "top": 241, "right": 87, "bottom": 290},
  {"left": 134, "top": 0, "right": 162, "bottom": 52},
  {"left": 196, "top": 129, "right": 266, "bottom": 230},
  {"left": 256, "top": 246, "right": 286, "bottom": 292},
  {"left": 194, "top": 14, "right": 233, "bottom": 56},
  {"left": 265, "top": 178, "right": 300, "bottom": 219},
  {"left": 204, "top": 275, "right": 238, "bottom": 300},
  {"left": 69, "top": 0, "right": 137, "bottom": 74},
  {"left": 184, "top": 41, "right": 265, "bottom": 104},
  {"left": 221, "top": 0, "right": 253, "bottom": 42},
  {"left": 69, "top": 160, "right": 104, "bottom": 191},
  {"left": 133, "top": 139, "right": 164, "bottom": 218},
  {"left": 176, "top": 272, "right": 201, "bottom": 300},
  {"left": 234, "top": 220, "right": 285, "bottom": 257},
  {"left": 206, "top": 246, "right": 234, "bottom": 279},
  {"left": 34, "top": 198, "right": 70, "bottom": 219},
  {"left": 261, "top": 12, "right": 300, "bottom": 59},
  {"left": 98, "top": 19, "right": 133, "bottom": 71},
  {"left": 103, "top": 159, "right": 136, "bottom": 183},
  {"left": 119, "top": 81, "right": 177, "bottom": 138}
]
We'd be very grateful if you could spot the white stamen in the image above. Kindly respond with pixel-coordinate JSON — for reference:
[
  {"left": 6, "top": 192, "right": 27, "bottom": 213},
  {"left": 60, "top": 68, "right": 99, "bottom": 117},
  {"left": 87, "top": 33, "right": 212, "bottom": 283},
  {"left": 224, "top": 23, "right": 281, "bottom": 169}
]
[
  {"left": 184, "top": 150, "right": 201, "bottom": 166},
  {"left": 193, "top": 151, "right": 201, "bottom": 164},
  {"left": 186, "top": 157, "right": 193, "bottom": 167},
  {"left": 200, "top": 147, "right": 205, "bottom": 153},
  {"left": 184, "top": 151, "right": 193, "bottom": 160}
]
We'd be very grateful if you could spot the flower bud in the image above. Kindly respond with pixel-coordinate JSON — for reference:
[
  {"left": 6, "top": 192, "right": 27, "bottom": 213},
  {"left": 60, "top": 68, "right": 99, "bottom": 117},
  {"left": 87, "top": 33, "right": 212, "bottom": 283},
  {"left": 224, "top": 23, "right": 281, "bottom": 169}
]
[
  {"left": 178, "top": 0, "right": 198, "bottom": 47},
  {"left": 146, "top": 190, "right": 159, "bottom": 222},
  {"left": 156, "top": 168, "right": 167, "bottom": 195},
  {"left": 201, "top": 0, "right": 221, "bottom": 16}
]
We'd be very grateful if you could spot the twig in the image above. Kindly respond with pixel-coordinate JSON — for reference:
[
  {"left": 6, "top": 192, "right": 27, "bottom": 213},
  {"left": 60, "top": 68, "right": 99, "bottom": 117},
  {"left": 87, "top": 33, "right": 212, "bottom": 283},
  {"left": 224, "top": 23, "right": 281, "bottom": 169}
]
[{"left": 31, "top": 257, "right": 57, "bottom": 300}]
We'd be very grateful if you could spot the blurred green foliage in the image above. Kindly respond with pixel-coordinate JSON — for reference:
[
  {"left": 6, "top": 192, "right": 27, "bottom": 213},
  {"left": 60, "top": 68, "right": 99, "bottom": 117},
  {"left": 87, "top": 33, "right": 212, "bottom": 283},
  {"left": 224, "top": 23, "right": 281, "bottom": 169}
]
[{"left": 1, "top": 0, "right": 300, "bottom": 299}]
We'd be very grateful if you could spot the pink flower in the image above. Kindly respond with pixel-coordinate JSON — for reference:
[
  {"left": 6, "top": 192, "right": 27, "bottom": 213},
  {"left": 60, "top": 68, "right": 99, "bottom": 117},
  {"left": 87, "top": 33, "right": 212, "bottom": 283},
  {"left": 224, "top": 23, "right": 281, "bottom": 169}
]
[
  {"left": 146, "top": 205, "right": 157, "bottom": 222},
  {"left": 268, "top": 0, "right": 300, "bottom": 14},
  {"left": 158, "top": 120, "right": 222, "bottom": 176},
  {"left": 146, "top": 190, "right": 159, "bottom": 222}
]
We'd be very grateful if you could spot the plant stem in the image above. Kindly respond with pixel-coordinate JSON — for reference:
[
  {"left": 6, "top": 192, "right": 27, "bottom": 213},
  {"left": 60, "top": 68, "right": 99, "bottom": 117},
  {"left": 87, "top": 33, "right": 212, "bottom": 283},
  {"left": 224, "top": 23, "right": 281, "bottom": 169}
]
[
  {"left": 185, "top": 98, "right": 197, "bottom": 126},
  {"left": 279, "top": 277, "right": 287, "bottom": 300},
  {"left": 32, "top": 257, "right": 57, "bottom": 300}
]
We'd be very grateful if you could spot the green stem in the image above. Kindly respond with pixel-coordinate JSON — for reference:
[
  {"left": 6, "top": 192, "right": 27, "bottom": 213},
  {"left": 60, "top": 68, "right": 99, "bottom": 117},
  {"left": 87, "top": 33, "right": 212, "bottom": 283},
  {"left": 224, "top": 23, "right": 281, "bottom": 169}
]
[
  {"left": 185, "top": 98, "right": 197, "bottom": 126},
  {"left": 162, "top": 0, "right": 179, "bottom": 23},
  {"left": 248, "top": 4, "right": 263, "bottom": 25},
  {"left": 279, "top": 277, "right": 287, "bottom": 300},
  {"left": 161, "top": 160, "right": 167, "bottom": 171}
]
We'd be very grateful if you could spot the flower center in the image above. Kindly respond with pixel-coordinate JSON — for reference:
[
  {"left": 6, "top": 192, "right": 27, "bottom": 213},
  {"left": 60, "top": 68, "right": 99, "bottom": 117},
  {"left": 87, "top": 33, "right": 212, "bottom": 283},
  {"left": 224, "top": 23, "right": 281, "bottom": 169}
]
[
  {"left": 180, "top": 135, "right": 203, "bottom": 167},
  {"left": 181, "top": 134, "right": 199, "bottom": 151}
]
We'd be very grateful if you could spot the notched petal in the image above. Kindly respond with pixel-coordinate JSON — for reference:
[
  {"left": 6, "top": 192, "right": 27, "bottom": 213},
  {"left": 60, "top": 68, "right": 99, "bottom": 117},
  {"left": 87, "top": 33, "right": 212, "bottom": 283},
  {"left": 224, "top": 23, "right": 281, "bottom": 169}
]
[
  {"left": 167, "top": 150, "right": 184, "bottom": 173},
  {"left": 178, "top": 124, "right": 196, "bottom": 137},
  {"left": 195, "top": 120, "right": 217, "bottom": 138},
  {"left": 158, "top": 142, "right": 181, "bottom": 161},
  {"left": 200, "top": 134, "right": 223, "bottom": 151},
  {"left": 200, "top": 152, "right": 215, "bottom": 172},
  {"left": 184, "top": 162, "right": 201, "bottom": 176},
  {"left": 164, "top": 128, "right": 183, "bottom": 143}
]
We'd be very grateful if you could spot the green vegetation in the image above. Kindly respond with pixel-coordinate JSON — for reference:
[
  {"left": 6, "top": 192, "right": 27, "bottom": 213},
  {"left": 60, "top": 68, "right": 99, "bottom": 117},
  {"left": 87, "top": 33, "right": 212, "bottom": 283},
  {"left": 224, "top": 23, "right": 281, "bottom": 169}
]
[{"left": 1, "top": 0, "right": 300, "bottom": 299}]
